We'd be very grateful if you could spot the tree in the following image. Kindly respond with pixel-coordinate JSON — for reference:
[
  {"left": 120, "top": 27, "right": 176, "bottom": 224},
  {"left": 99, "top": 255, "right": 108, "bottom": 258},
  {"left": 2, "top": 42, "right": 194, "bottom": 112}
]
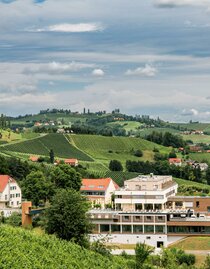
[
  {"left": 168, "top": 149, "right": 177, "bottom": 158},
  {"left": 134, "top": 149, "right": 143, "bottom": 157},
  {"left": 49, "top": 149, "right": 55, "bottom": 164},
  {"left": 109, "top": 160, "right": 123, "bottom": 171},
  {"left": 22, "top": 171, "right": 53, "bottom": 206},
  {"left": 45, "top": 189, "right": 91, "bottom": 246},
  {"left": 135, "top": 242, "right": 154, "bottom": 268},
  {"left": 206, "top": 167, "right": 210, "bottom": 185},
  {"left": 50, "top": 164, "right": 82, "bottom": 191}
]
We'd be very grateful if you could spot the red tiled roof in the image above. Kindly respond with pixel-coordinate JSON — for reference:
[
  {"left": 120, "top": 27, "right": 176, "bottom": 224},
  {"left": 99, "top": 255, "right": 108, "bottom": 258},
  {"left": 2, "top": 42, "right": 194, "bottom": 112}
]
[
  {"left": 65, "top": 159, "right": 78, "bottom": 164},
  {"left": 81, "top": 178, "right": 118, "bottom": 192},
  {"left": 169, "top": 158, "right": 182, "bottom": 163},
  {"left": 0, "top": 175, "right": 15, "bottom": 193},
  {"left": 29, "top": 156, "right": 39, "bottom": 162}
]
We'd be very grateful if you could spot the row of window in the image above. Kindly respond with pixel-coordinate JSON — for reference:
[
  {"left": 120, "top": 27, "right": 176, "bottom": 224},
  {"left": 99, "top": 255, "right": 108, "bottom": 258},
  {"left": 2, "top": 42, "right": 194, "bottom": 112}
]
[
  {"left": 5, "top": 193, "right": 21, "bottom": 200},
  {"left": 10, "top": 186, "right": 17, "bottom": 190},
  {"left": 99, "top": 224, "right": 166, "bottom": 233},
  {"left": 122, "top": 215, "right": 165, "bottom": 221}
]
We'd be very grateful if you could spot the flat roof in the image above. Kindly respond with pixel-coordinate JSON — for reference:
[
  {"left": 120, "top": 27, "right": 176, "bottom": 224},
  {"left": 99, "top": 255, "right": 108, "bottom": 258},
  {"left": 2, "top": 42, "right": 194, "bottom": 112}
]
[{"left": 125, "top": 175, "right": 172, "bottom": 183}]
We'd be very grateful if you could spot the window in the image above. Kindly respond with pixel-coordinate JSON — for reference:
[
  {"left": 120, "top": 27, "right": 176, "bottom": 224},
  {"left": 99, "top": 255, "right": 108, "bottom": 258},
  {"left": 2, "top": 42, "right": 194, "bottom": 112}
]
[
  {"left": 175, "top": 201, "right": 183, "bottom": 207},
  {"left": 144, "top": 225, "right": 154, "bottom": 233},
  {"left": 135, "top": 185, "right": 141, "bottom": 190},
  {"left": 111, "top": 225, "right": 120, "bottom": 233},
  {"left": 146, "top": 216, "right": 152, "bottom": 221},
  {"left": 133, "top": 225, "right": 143, "bottom": 233},
  {"left": 157, "top": 216, "right": 164, "bottom": 221},
  {"left": 135, "top": 216, "right": 141, "bottom": 221},
  {"left": 123, "top": 216, "right": 130, "bottom": 221},
  {"left": 100, "top": 224, "right": 110, "bottom": 233},
  {"left": 122, "top": 225, "right": 132, "bottom": 233},
  {"left": 196, "top": 201, "right": 200, "bottom": 208},
  {"left": 98, "top": 185, "right": 104, "bottom": 189},
  {"left": 155, "top": 225, "right": 165, "bottom": 233},
  {"left": 146, "top": 236, "right": 151, "bottom": 239},
  {"left": 5, "top": 195, "right": 7, "bottom": 200},
  {"left": 157, "top": 241, "right": 164, "bottom": 248},
  {"left": 207, "top": 206, "right": 210, "bottom": 212},
  {"left": 135, "top": 204, "right": 142, "bottom": 210}
]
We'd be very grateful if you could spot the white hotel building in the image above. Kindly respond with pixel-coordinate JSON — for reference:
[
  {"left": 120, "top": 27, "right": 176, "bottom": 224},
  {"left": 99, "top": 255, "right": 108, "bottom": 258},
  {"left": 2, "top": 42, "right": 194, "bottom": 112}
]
[{"left": 89, "top": 174, "right": 210, "bottom": 248}]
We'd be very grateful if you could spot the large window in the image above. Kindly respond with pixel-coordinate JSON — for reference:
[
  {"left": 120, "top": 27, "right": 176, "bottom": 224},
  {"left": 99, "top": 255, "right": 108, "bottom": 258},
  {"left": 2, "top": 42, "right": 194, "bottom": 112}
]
[
  {"left": 111, "top": 225, "right": 120, "bottom": 233},
  {"left": 100, "top": 224, "right": 110, "bottom": 233},
  {"left": 144, "top": 225, "right": 154, "bottom": 233},
  {"left": 122, "top": 225, "right": 132, "bottom": 233},
  {"left": 133, "top": 225, "right": 143, "bottom": 233},
  {"left": 155, "top": 225, "right": 165, "bottom": 233}
]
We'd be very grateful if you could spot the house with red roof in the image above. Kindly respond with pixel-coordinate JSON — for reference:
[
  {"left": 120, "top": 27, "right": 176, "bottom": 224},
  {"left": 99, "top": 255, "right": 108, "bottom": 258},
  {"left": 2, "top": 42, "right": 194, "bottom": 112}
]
[
  {"left": 168, "top": 158, "right": 182, "bottom": 167},
  {"left": 64, "top": 159, "right": 79, "bottom": 167},
  {"left": 29, "top": 156, "right": 39, "bottom": 162},
  {"left": 0, "top": 175, "right": 21, "bottom": 208},
  {"left": 81, "top": 178, "right": 119, "bottom": 208}
]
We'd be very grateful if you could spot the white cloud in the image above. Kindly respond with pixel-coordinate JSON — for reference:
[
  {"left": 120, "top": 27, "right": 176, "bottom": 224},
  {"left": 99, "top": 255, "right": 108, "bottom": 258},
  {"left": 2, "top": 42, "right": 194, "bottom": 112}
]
[
  {"left": 29, "top": 23, "right": 104, "bottom": 33},
  {"left": 92, "top": 68, "right": 105, "bottom": 76},
  {"left": 181, "top": 108, "right": 198, "bottom": 116},
  {"left": 125, "top": 64, "right": 157, "bottom": 77},
  {"left": 154, "top": 0, "right": 210, "bottom": 8},
  {"left": 24, "top": 61, "right": 95, "bottom": 74}
]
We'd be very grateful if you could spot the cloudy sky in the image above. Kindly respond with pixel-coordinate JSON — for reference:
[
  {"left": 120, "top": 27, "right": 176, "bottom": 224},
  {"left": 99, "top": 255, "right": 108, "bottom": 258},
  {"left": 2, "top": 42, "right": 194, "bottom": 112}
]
[{"left": 1, "top": 0, "right": 210, "bottom": 122}]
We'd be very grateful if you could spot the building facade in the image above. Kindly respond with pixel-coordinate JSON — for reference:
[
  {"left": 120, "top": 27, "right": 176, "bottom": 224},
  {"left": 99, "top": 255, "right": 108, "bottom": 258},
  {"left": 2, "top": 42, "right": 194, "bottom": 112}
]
[
  {"left": 89, "top": 174, "right": 210, "bottom": 248},
  {"left": 0, "top": 175, "right": 22, "bottom": 208},
  {"left": 81, "top": 178, "right": 119, "bottom": 208}
]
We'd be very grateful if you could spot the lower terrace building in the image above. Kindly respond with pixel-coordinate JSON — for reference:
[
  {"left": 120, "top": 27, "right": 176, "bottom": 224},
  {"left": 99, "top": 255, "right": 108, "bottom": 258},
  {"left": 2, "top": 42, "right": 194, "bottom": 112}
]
[{"left": 89, "top": 174, "right": 210, "bottom": 248}]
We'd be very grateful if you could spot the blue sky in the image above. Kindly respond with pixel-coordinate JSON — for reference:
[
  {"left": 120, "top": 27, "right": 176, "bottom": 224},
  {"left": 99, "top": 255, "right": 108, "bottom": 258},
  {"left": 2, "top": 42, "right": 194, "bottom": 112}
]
[{"left": 1, "top": 0, "right": 210, "bottom": 122}]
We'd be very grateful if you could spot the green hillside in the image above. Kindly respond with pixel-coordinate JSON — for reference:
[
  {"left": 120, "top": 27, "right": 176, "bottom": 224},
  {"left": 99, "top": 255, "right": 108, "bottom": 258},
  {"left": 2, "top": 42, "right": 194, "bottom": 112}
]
[
  {"left": 0, "top": 225, "right": 130, "bottom": 269},
  {"left": 138, "top": 127, "right": 180, "bottom": 137},
  {"left": 69, "top": 134, "right": 170, "bottom": 165},
  {"left": 1, "top": 134, "right": 93, "bottom": 161}
]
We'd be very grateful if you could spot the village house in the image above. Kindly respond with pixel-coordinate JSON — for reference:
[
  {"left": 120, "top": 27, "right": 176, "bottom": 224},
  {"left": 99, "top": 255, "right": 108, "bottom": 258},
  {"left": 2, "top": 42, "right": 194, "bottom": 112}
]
[
  {"left": 64, "top": 159, "right": 79, "bottom": 166},
  {"left": 0, "top": 175, "right": 22, "bottom": 208},
  {"left": 29, "top": 156, "right": 39, "bottom": 162},
  {"left": 80, "top": 178, "right": 119, "bottom": 208},
  {"left": 168, "top": 158, "right": 182, "bottom": 166}
]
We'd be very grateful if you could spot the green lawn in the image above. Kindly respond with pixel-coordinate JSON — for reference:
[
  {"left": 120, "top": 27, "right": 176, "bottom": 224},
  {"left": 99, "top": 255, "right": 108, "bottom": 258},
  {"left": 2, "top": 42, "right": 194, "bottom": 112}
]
[{"left": 170, "top": 236, "right": 210, "bottom": 250}]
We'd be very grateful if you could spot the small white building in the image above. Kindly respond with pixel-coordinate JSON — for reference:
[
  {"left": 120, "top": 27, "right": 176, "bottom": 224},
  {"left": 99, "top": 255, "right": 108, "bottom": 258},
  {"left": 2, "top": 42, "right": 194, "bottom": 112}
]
[
  {"left": 0, "top": 175, "right": 22, "bottom": 208},
  {"left": 81, "top": 178, "right": 119, "bottom": 208}
]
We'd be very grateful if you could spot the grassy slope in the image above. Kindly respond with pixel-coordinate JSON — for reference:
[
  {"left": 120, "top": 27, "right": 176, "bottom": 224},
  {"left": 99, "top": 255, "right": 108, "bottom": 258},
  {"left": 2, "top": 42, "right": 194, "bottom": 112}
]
[
  {"left": 189, "top": 153, "right": 210, "bottom": 163},
  {"left": 182, "top": 134, "right": 210, "bottom": 143},
  {"left": 1, "top": 134, "right": 93, "bottom": 161},
  {"left": 0, "top": 225, "right": 130, "bottom": 269},
  {"left": 170, "top": 236, "right": 210, "bottom": 250},
  {"left": 70, "top": 134, "right": 170, "bottom": 166},
  {"left": 138, "top": 127, "right": 181, "bottom": 137},
  {"left": 170, "top": 123, "right": 210, "bottom": 131},
  {"left": 107, "top": 121, "right": 142, "bottom": 133},
  {"left": 174, "top": 177, "right": 210, "bottom": 191}
]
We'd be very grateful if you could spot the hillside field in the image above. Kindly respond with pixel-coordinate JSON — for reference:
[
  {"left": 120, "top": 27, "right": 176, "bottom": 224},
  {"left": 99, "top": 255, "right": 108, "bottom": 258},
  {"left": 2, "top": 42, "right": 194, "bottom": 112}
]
[
  {"left": 0, "top": 225, "right": 130, "bottom": 269},
  {"left": 1, "top": 134, "right": 93, "bottom": 161},
  {"left": 70, "top": 134, "right": 170, "bottom": 165}
]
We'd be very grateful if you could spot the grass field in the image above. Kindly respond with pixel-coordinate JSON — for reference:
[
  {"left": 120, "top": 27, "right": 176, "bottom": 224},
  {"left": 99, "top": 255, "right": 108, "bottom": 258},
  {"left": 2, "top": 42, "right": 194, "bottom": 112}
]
[
  {"left": 0, "top": 130, "right": 22, "bottom": 142},
  {"left": 107, "top": 121, "right": 142, "bottom": 133},
  {"left": 182, "top": 134, "right": 210, "bottom": 143},
  {"left": 1, "top": 134, "right": 93, "bottom": 161},
  {"left": 138, "top": 127, "right": 181, "bottom": 137},
  {"left": 170, "top": 237, "right": 210, "bottom": 250},
  {"left": 70, "top": 134, "right": 170, "bottom": 165},
  {"left": 170, "top": 123, "right": 210, "bottom": 131},
  {"left": 174, "top": 177, "right": 210, "bottom": 192},
  {"left": 189, "top": 153, "right": 210, "bottom": 163}
]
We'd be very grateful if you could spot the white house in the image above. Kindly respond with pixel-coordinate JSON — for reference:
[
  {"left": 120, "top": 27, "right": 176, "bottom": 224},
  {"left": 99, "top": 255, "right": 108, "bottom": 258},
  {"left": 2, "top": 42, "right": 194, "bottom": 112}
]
[
  {"left": 81, "top": 178, "right": 119, "bottom": 208},
  {"left": 0, "top": 175, "right": 22, "bottom": 208}
]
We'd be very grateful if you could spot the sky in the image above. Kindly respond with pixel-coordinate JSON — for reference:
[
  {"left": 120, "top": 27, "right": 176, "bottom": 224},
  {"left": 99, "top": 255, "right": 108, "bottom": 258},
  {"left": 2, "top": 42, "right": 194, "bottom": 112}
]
[{"left": 1, "top": 0, "right": 210, "bottom": 122}]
